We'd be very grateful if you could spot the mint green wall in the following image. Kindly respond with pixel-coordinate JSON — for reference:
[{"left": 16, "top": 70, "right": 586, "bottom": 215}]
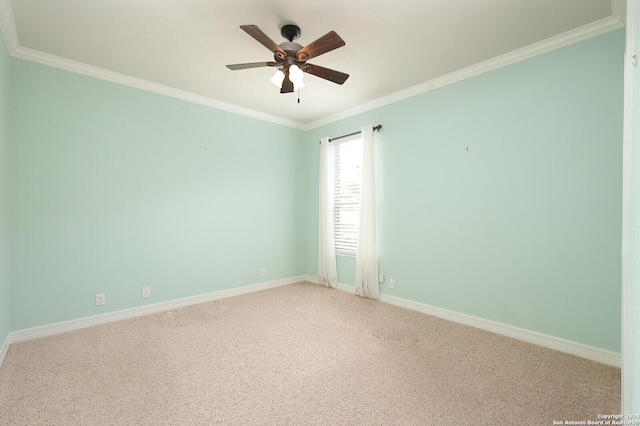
[
  {"left": 1, "top": 28, "right": 625, "bottom": 356},
  {"left": 9, "top": 59, "right": 306, "bottom": 330},
  {"left": 0, "top": 38, "right": 10, "bottom": 345},
  {"left": 304, "top": 30, "right": 624, "bottom": 353}
]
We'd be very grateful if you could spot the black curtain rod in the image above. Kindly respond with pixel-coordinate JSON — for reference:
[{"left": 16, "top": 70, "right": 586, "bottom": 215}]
[{"left": 319, "top": 125, "right": 382, "bottom": 144}]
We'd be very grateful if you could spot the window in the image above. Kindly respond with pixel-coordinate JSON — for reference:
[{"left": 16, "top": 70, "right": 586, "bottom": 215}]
[{"left": 333, "top": 136, "right": 363, "bottom": 256}]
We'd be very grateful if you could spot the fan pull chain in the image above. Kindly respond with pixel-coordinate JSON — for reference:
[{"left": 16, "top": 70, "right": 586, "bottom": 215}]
[{"left": 297, "top": 89, "right": 300, "bottom": 104}]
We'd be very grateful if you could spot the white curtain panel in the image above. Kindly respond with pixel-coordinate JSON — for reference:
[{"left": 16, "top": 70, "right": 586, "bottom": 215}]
[
  {"left": 355, "top": 125, "right": 379, "bottom": 299},
  {"left": 318, "top": 137, "right": 338, "bottom": 289}
]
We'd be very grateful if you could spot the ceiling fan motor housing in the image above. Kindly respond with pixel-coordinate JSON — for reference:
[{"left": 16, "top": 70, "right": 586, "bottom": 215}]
[
  {"left": 277, "top": 42, "right": 304, "bottom": 66},
  {"left": 277, "top": 25, "right": 304, "bottom": 67}
]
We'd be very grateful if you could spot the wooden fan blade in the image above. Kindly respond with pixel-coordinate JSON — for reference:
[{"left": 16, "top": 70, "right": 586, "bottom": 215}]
[
  {"left": 303, "top": 63, "right": 349, "bottom": 85},
  {"left": 296, "top": 31, "right": 345, "bottom": 62},
  {"left": 280, "top": 70, "right": 294, "bottom": 93},
  {"left": 226, "top": 62, "right": 279, "bottom": 70},
  {"left": 240, "top": 25, "right": 286, "bottom": 59}
]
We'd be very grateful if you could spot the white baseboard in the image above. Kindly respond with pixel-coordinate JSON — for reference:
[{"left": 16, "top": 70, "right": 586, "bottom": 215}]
[
  {"left": 379, "top": 292, "right": 621, "bottom": 367},
  {"left": 302, "top": 275, "right": 356, "bottom": 294},
  {"left": 2, "top": 275, "right": 621, "bottom": 369},
  {"left": 0, "top": 334, "right": 8, "bottom": 367},
  {"left": 303, "top": 275, "right": 319, "bottom": 284},
  {"left": 7, "top": 276, "right": 306, "bottom": 346},
  {"left": 304, "top": 276, "right": 621, "bottom": 367}
]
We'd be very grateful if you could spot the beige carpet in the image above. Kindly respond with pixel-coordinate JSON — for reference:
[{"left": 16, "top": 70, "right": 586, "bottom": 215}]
[{"left": 0, "top": 282, "right": 620, "bottom": 425}]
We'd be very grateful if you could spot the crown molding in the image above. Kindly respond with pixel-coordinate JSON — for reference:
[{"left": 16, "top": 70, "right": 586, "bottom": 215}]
[
  {"left": 611, "top": 0, "right": 627, "bottom": 24},
  {"left": 0, "top": 0, "right": 304, "bottom": 129},
  {"left": 12, "top": 46, "right": 307, "bottom": 130},
  {"left": 0, "top": 0, "right": 18, "bottom": 53},
  {"left": 306, "top": 15, "right": 624, "bottom": 130},
  {"left": 0, "top": 0, "right": 625, "bottom": 131}
]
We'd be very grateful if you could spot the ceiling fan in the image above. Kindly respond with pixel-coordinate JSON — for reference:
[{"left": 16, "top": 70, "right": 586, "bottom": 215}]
[{"left": 226, "top": 24, "right": 349, "bottom": 94}]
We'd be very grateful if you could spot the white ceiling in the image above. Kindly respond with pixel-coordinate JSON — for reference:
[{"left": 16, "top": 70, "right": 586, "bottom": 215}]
[{"left": 0, "top": 0, "right": 624, "bottom": 128}]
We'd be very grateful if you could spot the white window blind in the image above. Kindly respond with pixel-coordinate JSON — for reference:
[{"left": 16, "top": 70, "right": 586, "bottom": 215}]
[{"left": 334, "top": 137, "right": 363, "bottom": 256}]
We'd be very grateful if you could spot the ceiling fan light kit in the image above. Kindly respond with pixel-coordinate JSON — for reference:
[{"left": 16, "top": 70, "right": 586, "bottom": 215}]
[
  {"left": 226, "top": 24, "right": 349, "bottom": 96},
  {"left": 270, "top": 70, "right": 285, "bottom": 87}
]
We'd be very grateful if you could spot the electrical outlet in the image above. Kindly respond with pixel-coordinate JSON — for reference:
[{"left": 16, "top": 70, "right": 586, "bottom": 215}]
[
  {"left": 389, "top": 279, "right": 396, "bottom": 289},
  {"left": 261, "top": 268, "right": 267, "bottom": 277},
  {"left": 95, "top": 294, "right": 105, "bottom": 306},
  {"left": 378, "top": 274, "right": 385, "bottom": 283},
  {"left": 142, "top": 286, "right": 151, "bottom": 298}
]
